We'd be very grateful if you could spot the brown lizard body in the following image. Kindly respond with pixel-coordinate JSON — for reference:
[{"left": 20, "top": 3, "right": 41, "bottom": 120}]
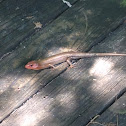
[{"left": 25, "top": 51, "right": 126, "bottom": 70}]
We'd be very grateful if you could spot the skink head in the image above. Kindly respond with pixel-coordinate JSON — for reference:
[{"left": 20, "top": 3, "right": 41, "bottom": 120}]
[{"left": 25, "top": 61, "right": 39, "bottom": 70}]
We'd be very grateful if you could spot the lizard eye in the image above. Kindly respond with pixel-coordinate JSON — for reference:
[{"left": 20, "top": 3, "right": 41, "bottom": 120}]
[
  {"left": 30, "top": 64, "right": 33, "bottom": 67},
  {"left": 29, "top": 63, "right": 38, "bottom": 68}
]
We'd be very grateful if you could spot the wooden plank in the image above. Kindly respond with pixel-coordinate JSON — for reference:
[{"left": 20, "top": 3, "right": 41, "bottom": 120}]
[
  {"left": 70, "top": 21, "right": 126, "bottom": 126},
  {"left": 1, "top": 23, "right": 126, "bottom": 126},
  {"left": 87, "top": 93, "right": 126, "bottom": 126},
  {"left": 0, "top": 0, "right": 79, "bottom": 122},
  {"left": 0, "top": 0, "right": 78, "bottom": 58},
  {"left": 1, "top": 10, "right": 126, "bottom": 126},
  {"left": 0, "top": 0, "right": 126, "bottom": 125}
]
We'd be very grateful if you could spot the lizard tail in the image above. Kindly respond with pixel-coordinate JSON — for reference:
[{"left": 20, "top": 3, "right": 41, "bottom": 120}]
[
  {"left": 81, "top": 53, "right": 126, "bottom": 57},
  {"left": 71, "top": 52, "right": 126, "bottom": 58}
]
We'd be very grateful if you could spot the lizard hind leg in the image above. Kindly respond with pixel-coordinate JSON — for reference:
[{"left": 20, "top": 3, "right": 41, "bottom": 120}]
[
  {"left": 48, "top": 64, "right": 56, "bottom": 69},
  {"left": 66, "top": 58, "right": 74, "bottom": 68}
]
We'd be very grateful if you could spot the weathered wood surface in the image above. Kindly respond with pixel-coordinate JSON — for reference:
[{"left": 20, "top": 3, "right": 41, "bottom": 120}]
[
  {"left": 0, "top": 0, "right": 126, "bottom": 125},
  {"left": 0, "top": 0, "right": 78, "bottom": 58},
  {"left": 1, "top": 22, "right": 126, "bottom": 126},
  {"left": 89, "top": 93, "right": 126, "bottom": 126}
]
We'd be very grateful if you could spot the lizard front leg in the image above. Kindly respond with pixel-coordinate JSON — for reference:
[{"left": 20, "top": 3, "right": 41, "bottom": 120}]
[{"left": 66, "top": 58, "right": 74, "bottom": 68}]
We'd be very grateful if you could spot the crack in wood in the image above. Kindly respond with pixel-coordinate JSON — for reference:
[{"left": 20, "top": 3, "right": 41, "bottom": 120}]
[
  {"left": 84, "top": 87, "right": 126, "bottom": 126},
  {"left": 85, "top": 17, "right": 126, "bottom": 52},
  {"left": 0, "top": 67, "right": 67, "bottom": 124}
]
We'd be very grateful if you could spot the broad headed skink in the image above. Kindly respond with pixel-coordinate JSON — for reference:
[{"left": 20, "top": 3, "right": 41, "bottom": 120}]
[{"left": 25, "top": 51, "right": 126, "bottom": 70}]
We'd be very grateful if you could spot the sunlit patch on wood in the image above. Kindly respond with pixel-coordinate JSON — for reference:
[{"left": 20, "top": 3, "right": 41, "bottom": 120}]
[
  {"left": 47, "top": 47, "right": 76, "bottom": 56},
  {"left": 56, "top": 91, "right": 77, "bottom": 113},
  {"left": 16, "top": 96, "right": 54, "bottom": 126},
  {"left": 89, "top": 58, "right": 114, "bottom": 77},
  {"left": 20, "top": 114, "right": 38, "bottom": 126}
]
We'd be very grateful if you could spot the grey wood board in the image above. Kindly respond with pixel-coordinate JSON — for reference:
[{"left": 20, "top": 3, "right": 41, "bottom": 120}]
[
  {"left": 70, "top": 19, "right": 126, "bottom": 126},
  {"left": 0, "top": 0, "right": 78, "bottom": 58},
  {"left": 88, "top": 93, "right": 126, "bottom": 126},
  {"left": 0, "top": 0, "right": 126, "bottom": 125},
  {"left": 1, "top": 14, "right": 126, "bottom": 126}
]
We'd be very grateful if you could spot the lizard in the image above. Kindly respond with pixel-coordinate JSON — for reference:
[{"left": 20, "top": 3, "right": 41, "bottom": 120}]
[{"left": 25, "top": 51, "right": 126, "bottom": 70}]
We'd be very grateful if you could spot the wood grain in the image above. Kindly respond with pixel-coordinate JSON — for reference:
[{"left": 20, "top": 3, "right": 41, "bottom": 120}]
[{"left": 0, "top": 0, "right": 126, "bottom": 125}]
